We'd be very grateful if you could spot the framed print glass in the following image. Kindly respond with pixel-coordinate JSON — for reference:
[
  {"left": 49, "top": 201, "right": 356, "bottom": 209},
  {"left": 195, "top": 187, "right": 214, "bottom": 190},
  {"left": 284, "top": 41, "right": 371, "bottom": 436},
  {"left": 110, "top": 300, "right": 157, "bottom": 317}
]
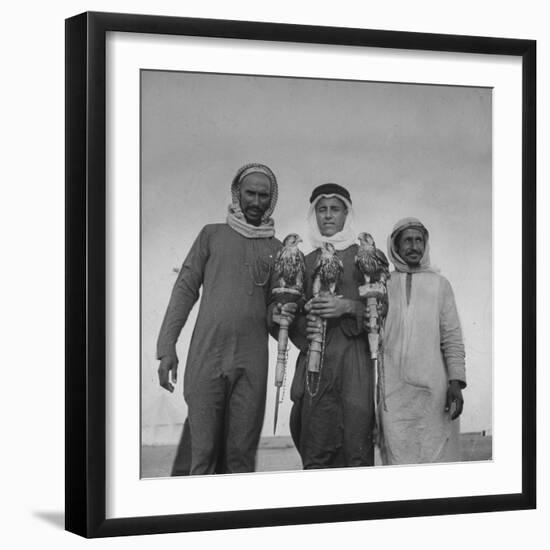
[{"left": 65, "top": 11, "right": 536, "bottom": 538}]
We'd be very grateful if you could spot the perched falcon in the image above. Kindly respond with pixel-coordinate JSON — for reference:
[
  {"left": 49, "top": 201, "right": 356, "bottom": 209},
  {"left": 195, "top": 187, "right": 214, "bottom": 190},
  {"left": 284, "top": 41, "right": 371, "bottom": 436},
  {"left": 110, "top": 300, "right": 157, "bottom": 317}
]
[
  {"left": 274, "top": 233, "right": 306, "bottom": 292},
  {"left": 312, "top": 242, "right": 344, "bottom": 296},
  {"left": 355, "top": 232, "right": 390, "bottom": 285}
]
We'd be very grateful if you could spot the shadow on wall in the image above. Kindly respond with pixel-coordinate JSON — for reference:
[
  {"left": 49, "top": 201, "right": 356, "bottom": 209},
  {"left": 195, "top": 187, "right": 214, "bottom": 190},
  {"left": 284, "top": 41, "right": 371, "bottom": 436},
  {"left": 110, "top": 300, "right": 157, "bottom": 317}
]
[{"left": 32, "top": 511, "right": 65, "bottom": 530}]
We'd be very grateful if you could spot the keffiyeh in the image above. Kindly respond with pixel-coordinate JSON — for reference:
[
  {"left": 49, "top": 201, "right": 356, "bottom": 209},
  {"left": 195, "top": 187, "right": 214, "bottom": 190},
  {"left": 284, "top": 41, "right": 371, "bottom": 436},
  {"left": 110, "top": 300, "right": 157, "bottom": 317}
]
[
  {"left": 387, "top": 217, "right": 438, "bottom": 273},
  {"left": 307, "top": 191, "right": 357, "bottom": 251},
  {"left": 226, "top": 163, "right": 278, "bottom": 239}
]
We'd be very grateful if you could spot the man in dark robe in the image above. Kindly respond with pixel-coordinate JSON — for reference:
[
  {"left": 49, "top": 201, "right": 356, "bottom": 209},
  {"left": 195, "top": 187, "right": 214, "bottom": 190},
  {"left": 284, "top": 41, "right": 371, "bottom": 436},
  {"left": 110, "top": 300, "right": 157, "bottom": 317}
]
[
  {"left": 276, "top": 184, "right": 375, "bottom": 469},
  {"left": 157, "top": 163, "right": 283, "bottom": 475}
]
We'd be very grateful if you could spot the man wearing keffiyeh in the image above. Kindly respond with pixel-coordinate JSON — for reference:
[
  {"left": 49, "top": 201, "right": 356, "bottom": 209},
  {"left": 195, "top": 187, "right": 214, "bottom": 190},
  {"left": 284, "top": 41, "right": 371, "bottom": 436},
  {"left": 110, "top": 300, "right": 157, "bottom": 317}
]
[
  {"left": 157, "top": 163, "right": 293, "bottom": 475},
  {"left": 376, "top": 217, "right": 467, "bottom": 465},
  {"left": 280, "top": 183, "right": 375, "bottom": 469}
]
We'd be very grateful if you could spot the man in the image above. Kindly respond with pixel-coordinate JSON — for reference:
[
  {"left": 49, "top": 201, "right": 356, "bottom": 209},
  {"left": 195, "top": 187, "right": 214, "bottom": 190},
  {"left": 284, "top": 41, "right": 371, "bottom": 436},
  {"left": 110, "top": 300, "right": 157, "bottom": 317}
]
[
  {"left": 275, "top": 183, "right": 375, "bottom": 469},
  {"left": 377, "top": 217, "right": 466, "bottom": 465},
  {"left": 157, "top": 163, "right": 283, "bottom": 475}
]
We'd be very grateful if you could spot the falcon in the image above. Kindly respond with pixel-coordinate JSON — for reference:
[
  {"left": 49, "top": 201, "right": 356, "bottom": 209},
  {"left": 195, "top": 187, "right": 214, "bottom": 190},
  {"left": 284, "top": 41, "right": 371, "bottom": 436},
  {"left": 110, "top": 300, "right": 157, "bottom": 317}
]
[
  {"left": 274, "top": 233, "right": 306, "bottom": 293},
  {"left": 355, "top": 232, "right": 390, "bottom": 411},
  {"left": 355, "top": 232, "right": 390, "bottom": 286},
  {"left": 312, "top": 242, "right": 343, "bottom": 296}
]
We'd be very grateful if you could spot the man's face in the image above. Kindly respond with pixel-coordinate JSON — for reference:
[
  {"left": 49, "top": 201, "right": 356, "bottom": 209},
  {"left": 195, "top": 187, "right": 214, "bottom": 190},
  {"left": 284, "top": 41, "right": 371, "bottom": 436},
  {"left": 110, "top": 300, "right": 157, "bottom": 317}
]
[
  {"left": 315, "top": 197, "right": 348, "bottom": 237},
  {"left": 396, "top": 228, "right": 426, "bottom": 267},
  {"left": 238, "top": 173, "right": 272, "bottom": 226}
]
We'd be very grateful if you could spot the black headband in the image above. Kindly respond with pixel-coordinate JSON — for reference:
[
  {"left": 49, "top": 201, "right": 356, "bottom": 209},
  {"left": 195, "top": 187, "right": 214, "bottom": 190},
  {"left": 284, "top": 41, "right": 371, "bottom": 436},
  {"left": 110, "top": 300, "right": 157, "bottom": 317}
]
[{"left": 309, "top": 183, "right": 352, "bottom": 204}]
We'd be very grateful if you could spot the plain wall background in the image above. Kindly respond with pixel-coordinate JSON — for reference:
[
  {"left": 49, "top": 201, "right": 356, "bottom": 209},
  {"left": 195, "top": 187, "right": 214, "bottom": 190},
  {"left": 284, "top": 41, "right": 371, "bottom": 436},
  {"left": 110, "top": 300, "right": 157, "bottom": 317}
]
[
  {"left": 141, "top": 71, "right": 492, "bottom": 444},
  {"left": 0, "top": 1, "right": 547, "bottom": 548}
]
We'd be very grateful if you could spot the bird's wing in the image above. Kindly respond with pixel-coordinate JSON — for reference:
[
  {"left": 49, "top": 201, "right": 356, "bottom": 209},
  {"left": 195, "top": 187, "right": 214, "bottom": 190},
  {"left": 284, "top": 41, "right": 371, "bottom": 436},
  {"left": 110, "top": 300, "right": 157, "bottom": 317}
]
[
  {"left": 355, "top": 247, "right": 372, "bottom": 275},
  {"left": 321, "top": 254, "right": 343, "bottom": 287},
  {"left": 285, "top": 251, "right": 305, "bottom": 285},
  {"left": 274, "top": 252, "right": 285, "bottom": 279},
  {"left": 312, "top": 249, "right": 323, "bottom": 276},
  {"left": 374, "top": 248, "right": 390, "bottom": 269}
]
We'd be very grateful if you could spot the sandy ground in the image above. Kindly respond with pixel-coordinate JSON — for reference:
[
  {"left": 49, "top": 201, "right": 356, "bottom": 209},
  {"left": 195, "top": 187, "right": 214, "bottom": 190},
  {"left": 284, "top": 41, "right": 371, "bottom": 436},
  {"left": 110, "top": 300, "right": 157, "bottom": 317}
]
[{"left": 141, "top": 433, "right": 492, "bottom": 478}]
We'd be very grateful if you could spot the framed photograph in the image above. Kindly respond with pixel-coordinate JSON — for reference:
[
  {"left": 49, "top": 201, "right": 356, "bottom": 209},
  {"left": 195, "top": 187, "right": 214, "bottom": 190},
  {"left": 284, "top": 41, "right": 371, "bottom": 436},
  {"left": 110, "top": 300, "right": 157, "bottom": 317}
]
[{"left": 65, "top": 11, "right": 536, "bottom": 538}]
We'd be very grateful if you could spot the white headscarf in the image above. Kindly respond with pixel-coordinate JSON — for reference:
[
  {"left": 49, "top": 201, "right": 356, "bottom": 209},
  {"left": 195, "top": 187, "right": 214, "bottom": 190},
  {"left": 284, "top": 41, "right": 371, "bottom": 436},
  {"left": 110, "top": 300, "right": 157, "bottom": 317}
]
[
  {"left": 308, "top": 193, "right": 357, "bottom": 251},
  {"left": 226, "top": 163, "right": 278, "bottom": 238},
  {"left": 387, "top": 217, "right": 438, "bottom": 273}
]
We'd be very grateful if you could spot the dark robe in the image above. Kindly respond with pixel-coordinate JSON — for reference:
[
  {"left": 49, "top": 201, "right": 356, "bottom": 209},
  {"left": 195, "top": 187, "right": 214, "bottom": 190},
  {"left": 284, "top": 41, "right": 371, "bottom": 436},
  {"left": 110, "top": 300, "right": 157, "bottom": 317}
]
[
  {"left": 157, "top": 223, "right": 281, "bottom": 474},
  {"left": 288, "top": 244, "right": 375, "bottom": 469}
]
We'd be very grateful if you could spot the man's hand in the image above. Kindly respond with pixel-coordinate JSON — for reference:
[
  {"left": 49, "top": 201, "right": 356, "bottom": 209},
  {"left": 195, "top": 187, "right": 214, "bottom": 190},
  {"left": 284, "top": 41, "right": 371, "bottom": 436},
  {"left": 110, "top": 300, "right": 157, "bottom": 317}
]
[
  {"left": 445, "top": 380, "right": 464, "bottom": 420},
  {"left": 158, "top": 354, "right": 179, "bottom": 393},
  {"left": 272, "top": 302, "right": 298, "bottom": 325},
  {"left": 305, "top": 313, "right": 323, "bottom": 342},
  {"left": 308, "top": 295, "right": 352, "bottom": 319}
]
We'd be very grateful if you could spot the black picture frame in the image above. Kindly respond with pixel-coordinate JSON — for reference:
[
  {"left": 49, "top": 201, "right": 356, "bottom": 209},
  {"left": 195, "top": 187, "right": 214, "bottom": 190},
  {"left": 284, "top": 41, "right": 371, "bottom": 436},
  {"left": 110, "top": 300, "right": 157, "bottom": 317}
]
[{"left": 65, "top": 11, "right": 536, "bottom": 538}]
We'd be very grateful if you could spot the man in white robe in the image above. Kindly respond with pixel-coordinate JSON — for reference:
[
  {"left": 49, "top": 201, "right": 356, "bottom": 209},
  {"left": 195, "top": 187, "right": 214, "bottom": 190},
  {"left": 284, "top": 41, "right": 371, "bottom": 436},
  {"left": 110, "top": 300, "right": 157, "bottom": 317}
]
[{"left": 378, "top": 217, "right": 466, "bottom": 465}]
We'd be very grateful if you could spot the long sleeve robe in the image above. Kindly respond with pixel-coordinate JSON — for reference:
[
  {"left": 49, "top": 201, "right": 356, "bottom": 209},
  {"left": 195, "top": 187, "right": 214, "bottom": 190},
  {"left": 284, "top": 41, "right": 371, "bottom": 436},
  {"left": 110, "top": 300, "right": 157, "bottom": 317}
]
[
  {"left": 288, "top": 245, "right": 375, "bottom": 469},
  {"left": 380, "top": 271, "right": 466, "bottom": 465},
  {"left": 157, "top": 223, "right": 281, "bottom": 474}
]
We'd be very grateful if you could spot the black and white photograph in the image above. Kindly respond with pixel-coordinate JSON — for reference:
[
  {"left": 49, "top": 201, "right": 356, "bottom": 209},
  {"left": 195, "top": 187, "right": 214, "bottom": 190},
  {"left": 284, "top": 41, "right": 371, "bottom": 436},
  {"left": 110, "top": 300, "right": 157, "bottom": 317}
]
[
  {"left": 140, "top": 69, "right": 492, "bottom": 478},
  {"left": 2, "top": 0, "right": 544, "bottom": 546}
]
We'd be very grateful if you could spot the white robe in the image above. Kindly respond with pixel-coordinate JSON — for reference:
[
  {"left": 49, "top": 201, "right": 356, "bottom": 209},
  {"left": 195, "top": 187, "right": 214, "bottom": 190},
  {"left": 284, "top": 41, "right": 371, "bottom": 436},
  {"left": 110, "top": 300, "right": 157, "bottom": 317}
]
[{"left": 380, "top": 271, "right": 466, "bottom": 465}]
